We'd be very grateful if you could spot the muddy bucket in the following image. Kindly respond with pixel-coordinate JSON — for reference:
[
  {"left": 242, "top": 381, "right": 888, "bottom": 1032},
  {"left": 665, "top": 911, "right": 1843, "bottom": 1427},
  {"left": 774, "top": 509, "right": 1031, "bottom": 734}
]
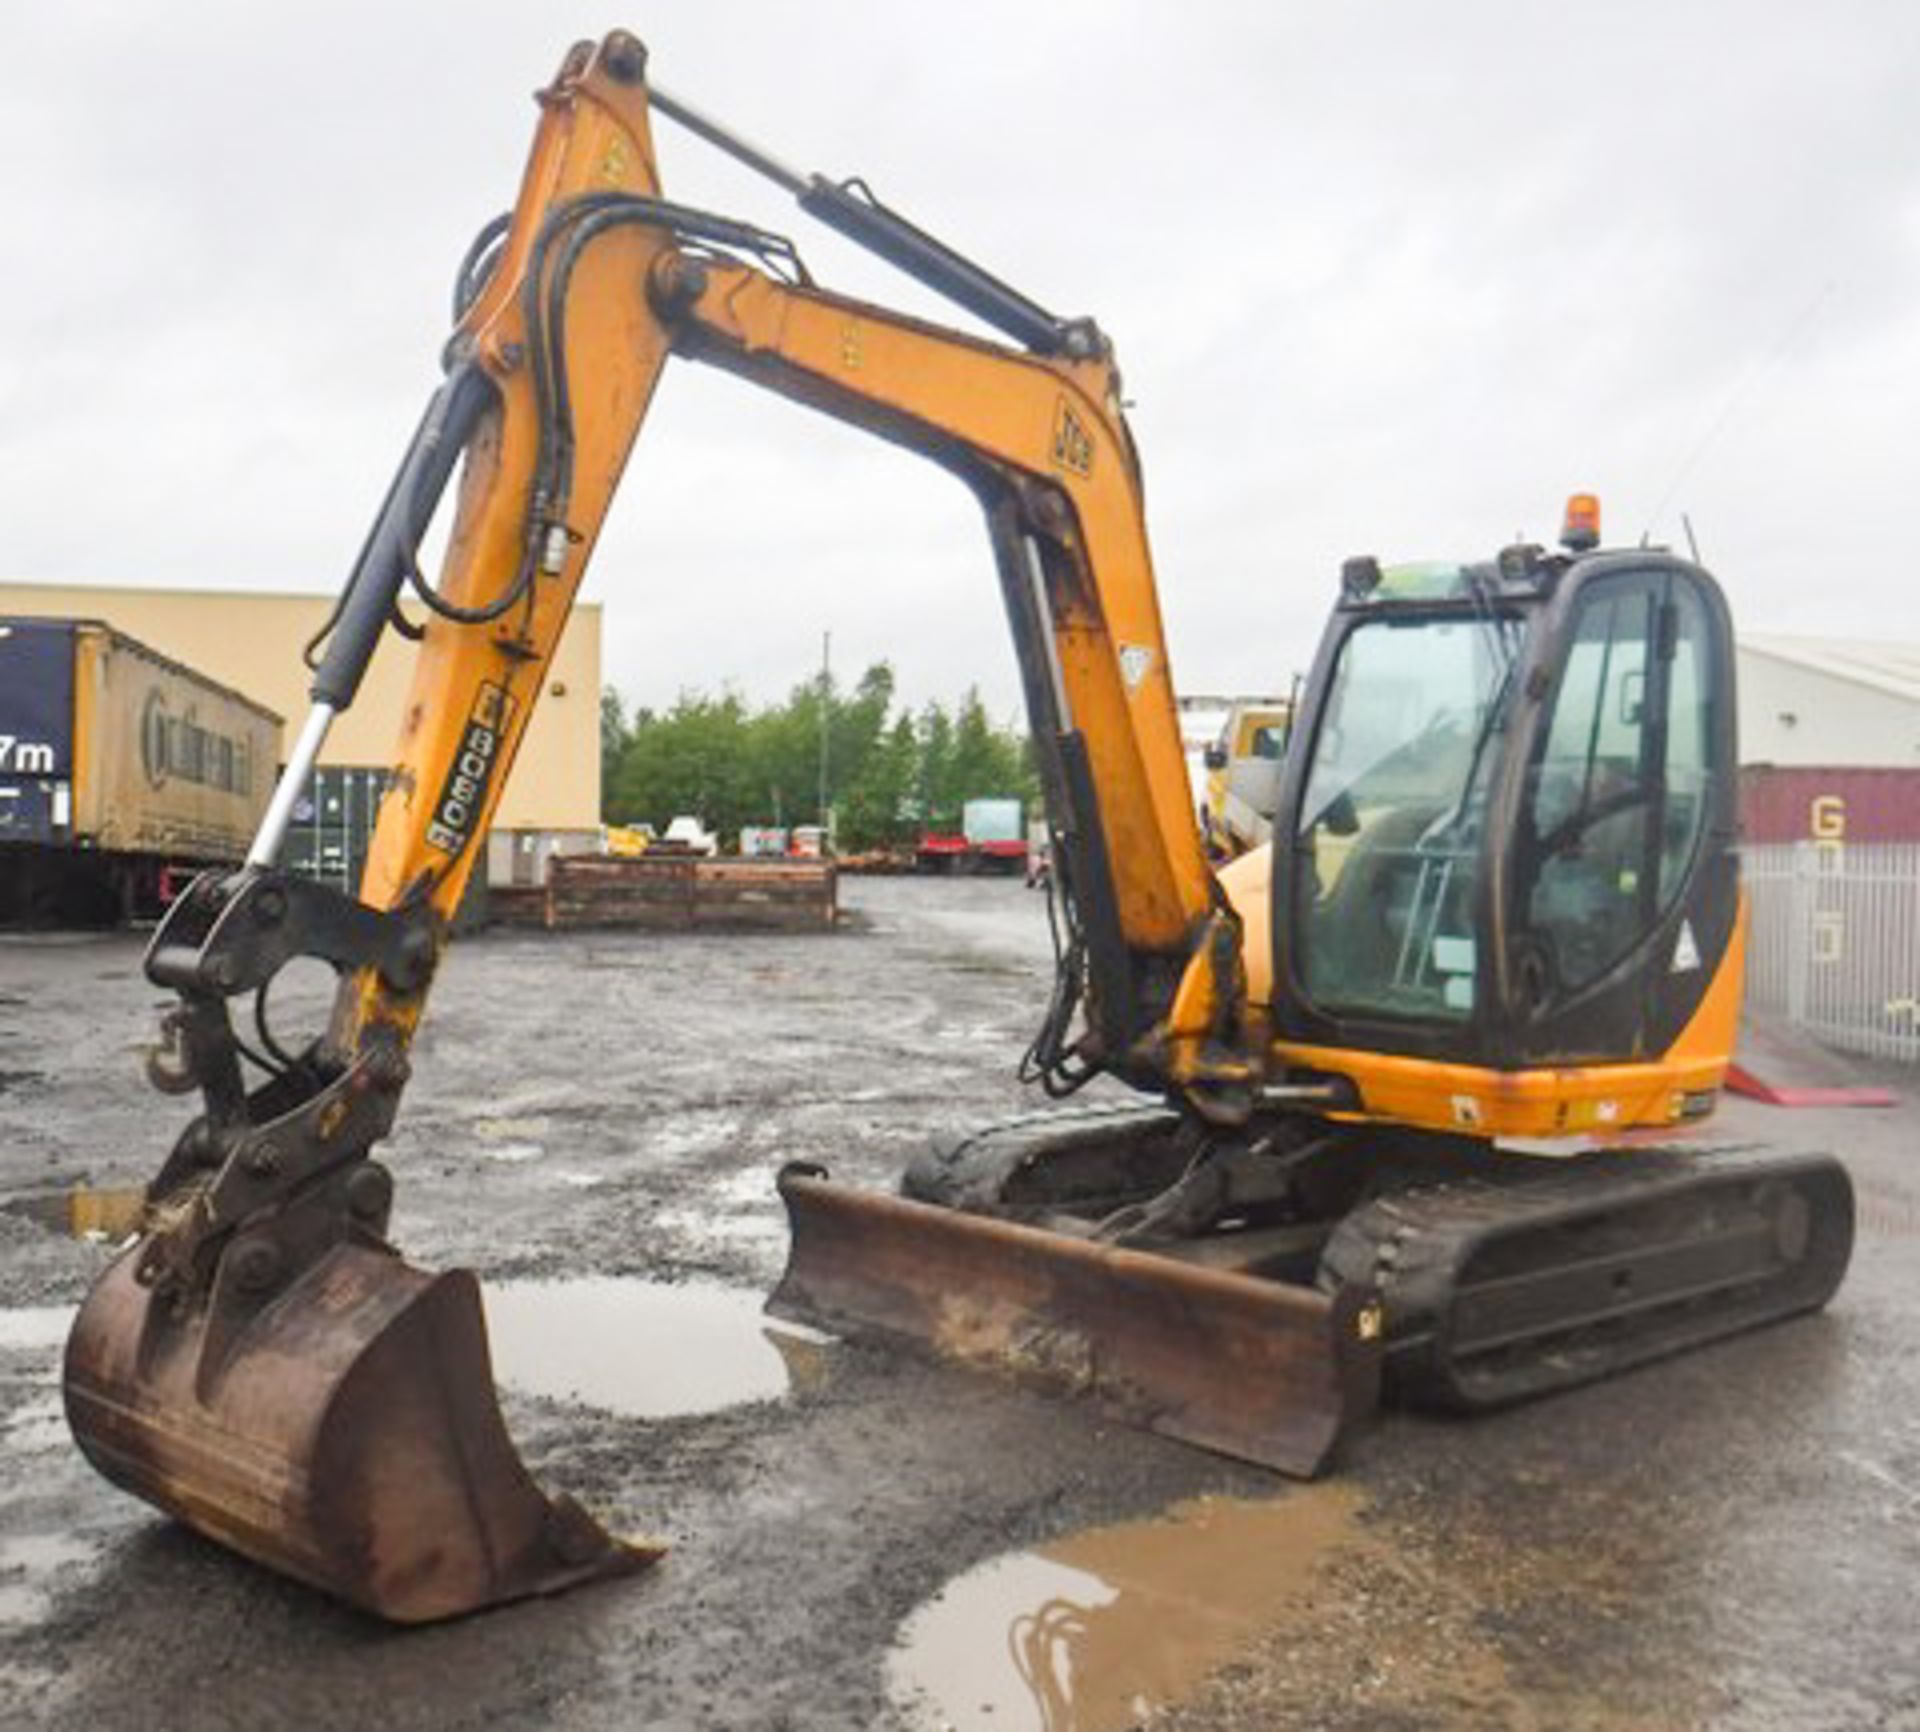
[
  {"left": 65, "top": 1240, "right": 661, "bottom": 1623},
  {"left": 769, "top": 1165, "right": 1382, "bottom": 1476}
]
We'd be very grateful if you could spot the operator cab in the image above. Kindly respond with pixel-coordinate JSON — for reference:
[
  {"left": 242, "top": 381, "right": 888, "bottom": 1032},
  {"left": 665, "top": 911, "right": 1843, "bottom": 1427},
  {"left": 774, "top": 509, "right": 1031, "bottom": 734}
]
[{"left": 1271, "top": 499, "right": 1737, "bottom": 1071}]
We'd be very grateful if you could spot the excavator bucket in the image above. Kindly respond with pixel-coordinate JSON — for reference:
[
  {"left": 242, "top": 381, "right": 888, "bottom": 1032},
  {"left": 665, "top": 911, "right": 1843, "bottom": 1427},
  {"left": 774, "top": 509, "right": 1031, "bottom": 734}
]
[
  {"left": 769, "top": 1165, "right": 1383, "bottom": 1477},
  {"left": 64, "top": 1239, "right": 660, "bottom": 1623}
]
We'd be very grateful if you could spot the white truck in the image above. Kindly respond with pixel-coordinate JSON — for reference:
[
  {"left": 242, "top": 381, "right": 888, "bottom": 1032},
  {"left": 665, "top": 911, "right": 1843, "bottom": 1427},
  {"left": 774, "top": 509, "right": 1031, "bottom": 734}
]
[{"left": 661, "top": 814, "right": 718, "bottom": 855}]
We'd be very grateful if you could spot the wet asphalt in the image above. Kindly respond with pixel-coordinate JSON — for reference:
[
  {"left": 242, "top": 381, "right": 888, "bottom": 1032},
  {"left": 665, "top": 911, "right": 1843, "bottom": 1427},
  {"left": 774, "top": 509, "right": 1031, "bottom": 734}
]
[{"left": 0, "top": 876, "right": 1916, "bottom": 1731}]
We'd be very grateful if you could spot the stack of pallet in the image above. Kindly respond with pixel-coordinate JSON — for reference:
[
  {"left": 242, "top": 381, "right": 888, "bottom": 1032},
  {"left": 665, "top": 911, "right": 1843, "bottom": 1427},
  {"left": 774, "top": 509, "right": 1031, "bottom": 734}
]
[{"left": 536, "top": 853, "right": 837, "bottom": 933}]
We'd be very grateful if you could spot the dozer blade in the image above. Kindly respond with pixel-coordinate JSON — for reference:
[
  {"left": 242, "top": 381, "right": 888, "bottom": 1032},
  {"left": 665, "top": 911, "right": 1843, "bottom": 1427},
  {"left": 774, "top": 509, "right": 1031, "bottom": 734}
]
[
  {"left": 769, "top": 1164, "right": 1382, "bottom": 1477},
  {"left": 64, "top": 1241, "right": 660, "bottom": 1623}
]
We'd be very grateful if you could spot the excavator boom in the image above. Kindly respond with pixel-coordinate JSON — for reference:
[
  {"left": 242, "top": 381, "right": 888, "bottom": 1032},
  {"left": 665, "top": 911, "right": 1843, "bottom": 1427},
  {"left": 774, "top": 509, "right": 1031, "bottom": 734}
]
[{"left": 60, "top": 30, "right": 1354, "bottom": 1622}]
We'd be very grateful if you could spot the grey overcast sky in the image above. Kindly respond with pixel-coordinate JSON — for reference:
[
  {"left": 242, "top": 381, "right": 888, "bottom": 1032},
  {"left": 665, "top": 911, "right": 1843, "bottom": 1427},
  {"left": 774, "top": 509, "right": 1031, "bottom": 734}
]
[{"left": 4, "top": 3, "right": 1917, "bottom": 723}]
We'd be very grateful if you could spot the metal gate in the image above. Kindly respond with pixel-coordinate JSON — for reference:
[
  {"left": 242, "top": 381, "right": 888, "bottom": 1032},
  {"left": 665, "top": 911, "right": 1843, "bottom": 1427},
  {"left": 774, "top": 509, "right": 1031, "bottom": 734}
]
[{"left": 1742, "top": 842, "right": 1920, "bottom": 1063}]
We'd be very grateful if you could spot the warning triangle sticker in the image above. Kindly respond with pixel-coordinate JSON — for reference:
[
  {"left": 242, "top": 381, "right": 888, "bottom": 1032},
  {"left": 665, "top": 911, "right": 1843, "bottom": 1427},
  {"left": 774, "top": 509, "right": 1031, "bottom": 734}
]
[{"left": 1671, "top": 919, "right": 1701, "bottom": 974}]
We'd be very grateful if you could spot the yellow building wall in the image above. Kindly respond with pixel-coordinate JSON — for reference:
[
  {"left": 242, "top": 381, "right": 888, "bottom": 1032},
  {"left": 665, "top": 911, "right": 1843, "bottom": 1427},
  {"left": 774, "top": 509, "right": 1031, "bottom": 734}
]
[{"left": 0, "top": 582, "right": 601, "bottom": 832}]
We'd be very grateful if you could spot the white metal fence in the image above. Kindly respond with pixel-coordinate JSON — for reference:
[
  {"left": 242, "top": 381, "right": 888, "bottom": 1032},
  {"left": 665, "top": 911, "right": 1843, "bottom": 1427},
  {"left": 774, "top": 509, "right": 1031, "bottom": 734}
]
[{"left": 1742, "top": 842, "right": 1920, "bottom": 1063}]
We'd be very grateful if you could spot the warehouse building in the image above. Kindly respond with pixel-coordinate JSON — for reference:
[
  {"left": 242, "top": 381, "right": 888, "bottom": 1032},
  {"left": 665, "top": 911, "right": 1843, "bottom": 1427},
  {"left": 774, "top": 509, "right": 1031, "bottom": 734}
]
[
  {"left": 0, "top": 581, "right": 602, "bottom": 890},
  {"left": 1739, "top": 636, "right": 1920, "bottom": 769},
  {"left": 1737, "top": 635, "right": 1920, "bottom": 847}
]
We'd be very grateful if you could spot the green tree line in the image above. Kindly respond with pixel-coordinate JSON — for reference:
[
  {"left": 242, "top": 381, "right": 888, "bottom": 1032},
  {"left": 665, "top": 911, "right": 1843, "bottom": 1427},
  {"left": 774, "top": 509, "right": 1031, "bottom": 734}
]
[{"left": 601, "top": 663, "right": 1041, "bottom": 851}]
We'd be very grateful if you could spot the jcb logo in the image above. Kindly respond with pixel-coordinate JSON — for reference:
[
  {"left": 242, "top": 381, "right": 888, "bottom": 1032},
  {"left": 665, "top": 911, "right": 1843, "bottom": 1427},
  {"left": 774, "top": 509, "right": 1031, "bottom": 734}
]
[
  {"left": 600, "top": 136, "right": 633, "bottom": 186},
  {"left": 426, "top": 682, "right": 518, "bottom": 858},
  {"left": 1052, "top": 399, "right": 1094, "bottom": 477}
]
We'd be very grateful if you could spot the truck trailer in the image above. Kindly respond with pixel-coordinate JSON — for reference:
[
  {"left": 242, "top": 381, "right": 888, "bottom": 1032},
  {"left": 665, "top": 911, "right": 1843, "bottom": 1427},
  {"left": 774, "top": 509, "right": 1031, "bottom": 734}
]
[
  {"left": 916, "top": 798, "right": 1029, "bottom": 875},
  {"left": 0, "top": 618, "right": 281, "bottom": 924}
]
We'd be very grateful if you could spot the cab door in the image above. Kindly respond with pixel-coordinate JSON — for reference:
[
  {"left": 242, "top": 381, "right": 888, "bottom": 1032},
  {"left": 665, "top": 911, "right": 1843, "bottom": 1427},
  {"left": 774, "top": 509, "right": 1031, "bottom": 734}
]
[{"left": 1503, "top": 559, "right": 1737, "bottom": 1064}]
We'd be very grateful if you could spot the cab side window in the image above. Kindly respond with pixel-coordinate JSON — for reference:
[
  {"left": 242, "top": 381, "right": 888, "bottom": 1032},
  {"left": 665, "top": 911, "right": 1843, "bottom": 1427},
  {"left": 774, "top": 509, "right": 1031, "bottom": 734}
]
[
  {"left": 1659, "top": 586, "right": 1712, "bottom": 904},
  {"left": 1521, "top": 573, "right": 1718, "bottom": 1007},
  {"left": 1524, "top": 582, "right": 1656, "bottom": 994}
]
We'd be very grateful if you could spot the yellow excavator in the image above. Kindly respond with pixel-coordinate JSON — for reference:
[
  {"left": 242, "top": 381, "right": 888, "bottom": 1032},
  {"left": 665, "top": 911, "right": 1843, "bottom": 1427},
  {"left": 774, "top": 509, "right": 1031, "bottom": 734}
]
[
  {"left": 1198, "top": 697, "right": 1293, "bottom": 860},
  {"left": 63, "top": 31, "right": 1854, "bottom": 1623}
]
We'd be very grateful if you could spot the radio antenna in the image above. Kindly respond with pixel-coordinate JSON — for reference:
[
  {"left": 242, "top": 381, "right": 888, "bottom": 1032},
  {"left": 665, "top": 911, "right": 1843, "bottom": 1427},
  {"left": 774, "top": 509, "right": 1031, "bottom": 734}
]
[{"left": 1640, "top": 280, "right": 1834, "bottom": 542}]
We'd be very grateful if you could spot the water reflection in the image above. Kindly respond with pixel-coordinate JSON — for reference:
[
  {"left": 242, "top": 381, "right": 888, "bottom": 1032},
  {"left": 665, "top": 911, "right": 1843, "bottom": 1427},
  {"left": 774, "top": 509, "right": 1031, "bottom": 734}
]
[
  {"left": 484, "top": 1276, "right": 829, "bottom": 1419},
  {"left": 891, "top": 1486, "right": 1362, "bottom": 1731}
]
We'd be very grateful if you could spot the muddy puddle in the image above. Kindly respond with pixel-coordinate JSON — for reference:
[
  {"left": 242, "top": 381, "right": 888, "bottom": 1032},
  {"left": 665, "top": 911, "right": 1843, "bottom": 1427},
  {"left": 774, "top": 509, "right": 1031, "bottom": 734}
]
[
  {"left": 483, "top": 1276, "right": 829, "bottom": 1419},
  {"left": 889, "top": 1485, "right": 1364, "bottom": 1731}
]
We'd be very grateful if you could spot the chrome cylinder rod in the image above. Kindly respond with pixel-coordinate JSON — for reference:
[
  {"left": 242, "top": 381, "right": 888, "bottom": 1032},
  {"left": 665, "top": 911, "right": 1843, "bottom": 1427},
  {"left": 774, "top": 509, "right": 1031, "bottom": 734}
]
[
  {"left": 247, "top": 702, "right": 336, "bottom": 869},
  {"left": 647, "top": 83, "right": 809, "bottom": 196}
]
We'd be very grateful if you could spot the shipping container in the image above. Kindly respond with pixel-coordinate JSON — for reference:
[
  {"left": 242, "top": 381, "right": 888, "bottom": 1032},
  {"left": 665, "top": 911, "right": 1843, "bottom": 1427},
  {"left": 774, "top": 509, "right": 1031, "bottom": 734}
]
[
  {"left": 1739, "top": 765, "right": 1920, "bottom": 846},
  {"left": 284, "top": 765, "right": 393, "bottom": 894},
  {"left": 0, "top": 618, "right": 280, "bottom": 923}
]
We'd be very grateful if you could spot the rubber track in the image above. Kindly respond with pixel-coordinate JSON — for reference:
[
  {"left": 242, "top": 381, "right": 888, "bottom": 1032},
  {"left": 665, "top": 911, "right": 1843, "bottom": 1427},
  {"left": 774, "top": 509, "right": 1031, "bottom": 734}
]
[{"left": 1318, "top": 1145, "right": 1854, "bottom": 1412}]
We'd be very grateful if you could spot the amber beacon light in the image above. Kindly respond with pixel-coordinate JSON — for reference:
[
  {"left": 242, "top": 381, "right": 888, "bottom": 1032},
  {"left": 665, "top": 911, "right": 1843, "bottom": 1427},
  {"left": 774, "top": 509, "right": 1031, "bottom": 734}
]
[{"left": 1560, "top": 491, "right": 1602, "bottom": 551}]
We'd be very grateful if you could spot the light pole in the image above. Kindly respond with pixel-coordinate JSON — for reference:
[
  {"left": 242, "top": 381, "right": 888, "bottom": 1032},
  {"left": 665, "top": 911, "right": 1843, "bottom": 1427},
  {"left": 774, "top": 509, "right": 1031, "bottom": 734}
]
[{"left": 817, "top": 629, "right": 831, "bottom": 835}]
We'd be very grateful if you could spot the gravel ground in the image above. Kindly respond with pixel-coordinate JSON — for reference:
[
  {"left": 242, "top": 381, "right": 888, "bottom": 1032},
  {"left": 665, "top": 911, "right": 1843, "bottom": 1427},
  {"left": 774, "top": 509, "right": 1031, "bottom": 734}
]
[{"left": 1, "top": 875, "right": 1917, "bottom": 1731}]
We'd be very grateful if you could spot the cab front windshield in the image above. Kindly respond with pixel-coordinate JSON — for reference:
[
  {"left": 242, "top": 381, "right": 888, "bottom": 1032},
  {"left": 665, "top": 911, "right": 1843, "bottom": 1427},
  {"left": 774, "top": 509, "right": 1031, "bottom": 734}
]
[{"left": 1293, "top": 609, "right": 1517, "bottom": 1022}]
